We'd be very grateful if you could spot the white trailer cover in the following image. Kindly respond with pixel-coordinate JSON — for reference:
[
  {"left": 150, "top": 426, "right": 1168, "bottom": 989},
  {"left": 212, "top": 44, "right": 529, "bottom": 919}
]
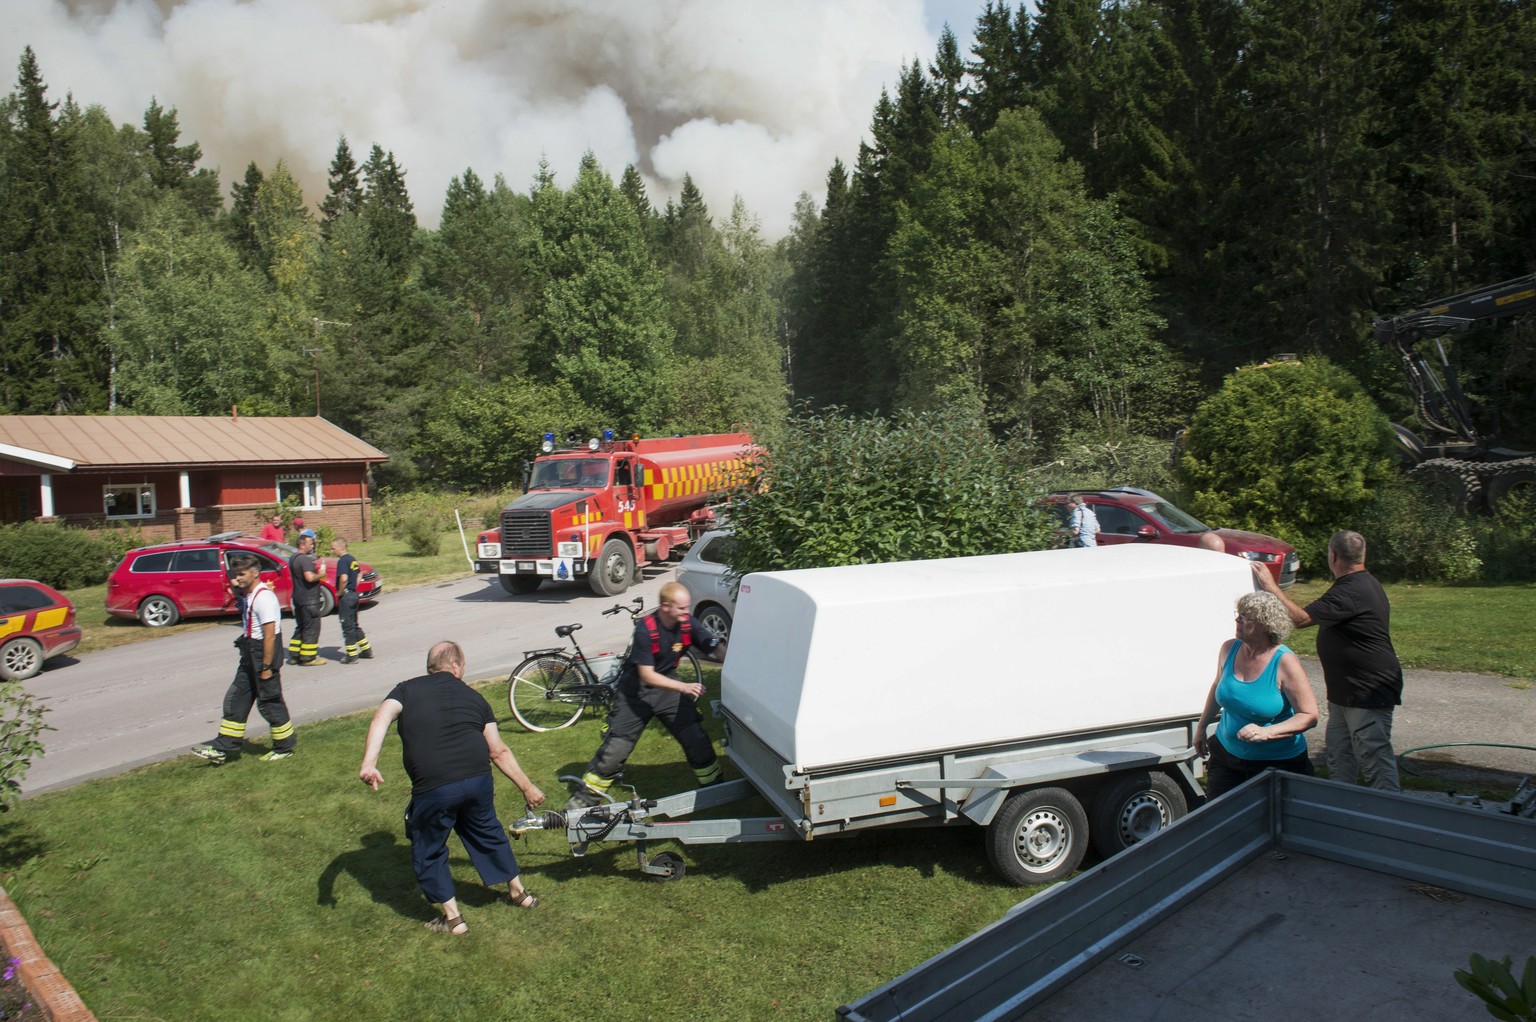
[{"left": 722, "top": 544, "right": 1255, "bottom": 771}]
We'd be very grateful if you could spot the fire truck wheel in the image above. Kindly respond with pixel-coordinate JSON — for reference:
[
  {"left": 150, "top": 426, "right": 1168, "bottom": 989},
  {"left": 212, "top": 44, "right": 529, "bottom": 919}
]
[
  {"left": 589, "top": 539, "right": 635, "bottom": 596},
  {"left": 500, "top": 575, "right": 542, "bottom": 595}
]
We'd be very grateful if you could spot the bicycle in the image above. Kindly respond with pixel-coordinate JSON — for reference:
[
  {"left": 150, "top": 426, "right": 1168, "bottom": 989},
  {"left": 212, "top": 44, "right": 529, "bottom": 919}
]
[{"left": 506, "top": 596, "right": 704, "bottom": 732}]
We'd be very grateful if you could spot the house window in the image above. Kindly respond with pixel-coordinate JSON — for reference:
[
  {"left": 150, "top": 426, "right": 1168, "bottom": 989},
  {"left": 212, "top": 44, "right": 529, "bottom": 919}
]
[
  {"left": 277, "top": 475, "right": 323, "bottom": 510},
  {"left": 103, "top": 484, "right": 156, "bottom": 520}
]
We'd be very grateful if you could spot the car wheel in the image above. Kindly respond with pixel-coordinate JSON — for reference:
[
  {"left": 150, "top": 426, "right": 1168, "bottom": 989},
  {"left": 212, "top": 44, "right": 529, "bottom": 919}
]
[
  {"left": 0, "top": 637, "right": 44, "bottom": 682},
  {"left": 138, "top": 595, "right": 180, "bottom": 628},
  {"left": 695, "top": 603, "right": 732, "bottom": 643},
  {"left": 318, "top": 586, "right": 335, "bottom": 617}
]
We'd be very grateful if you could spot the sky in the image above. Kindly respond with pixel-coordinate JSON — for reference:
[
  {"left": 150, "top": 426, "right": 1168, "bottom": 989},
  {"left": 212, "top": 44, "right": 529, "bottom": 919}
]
[{"left": 3, "top": 0, "right": 994, "bottom": 239}]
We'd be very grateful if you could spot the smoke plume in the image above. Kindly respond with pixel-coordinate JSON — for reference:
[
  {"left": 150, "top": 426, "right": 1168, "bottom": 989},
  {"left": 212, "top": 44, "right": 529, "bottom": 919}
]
[{"left": 5, "top": 0, "right": 958, "bottom": 236}]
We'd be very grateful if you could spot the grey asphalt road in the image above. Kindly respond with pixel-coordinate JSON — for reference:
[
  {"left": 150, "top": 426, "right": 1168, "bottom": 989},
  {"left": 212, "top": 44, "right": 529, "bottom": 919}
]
[
  {"left": 19, "top": 570, "right": 671, "bottom": 795},
  {"left": 17, "top": 574, "right": 1536, "bottom": 796}
]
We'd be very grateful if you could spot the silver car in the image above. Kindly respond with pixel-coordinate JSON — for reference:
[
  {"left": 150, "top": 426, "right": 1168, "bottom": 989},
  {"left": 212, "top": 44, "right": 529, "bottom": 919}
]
[{"left": 676, "top": 530, "right": 736, "bottom": 642}]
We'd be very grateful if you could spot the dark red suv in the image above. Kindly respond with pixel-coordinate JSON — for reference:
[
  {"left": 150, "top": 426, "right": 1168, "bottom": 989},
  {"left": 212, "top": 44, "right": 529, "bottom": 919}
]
[
  {"left": 1042, "top": 489, "right": 1300, "bottom": 588},
  {"left": 106, "top": 532, "right": 383, "bottom": 627}
]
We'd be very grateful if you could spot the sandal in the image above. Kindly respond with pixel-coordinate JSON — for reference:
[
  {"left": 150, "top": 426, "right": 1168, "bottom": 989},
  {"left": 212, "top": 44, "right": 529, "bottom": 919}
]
[
  {"left": 425, "top": 914, "right": 468, "bottom": 935},
  {"left": 507, "top": 890, "right": 538, "bottom": 910}
]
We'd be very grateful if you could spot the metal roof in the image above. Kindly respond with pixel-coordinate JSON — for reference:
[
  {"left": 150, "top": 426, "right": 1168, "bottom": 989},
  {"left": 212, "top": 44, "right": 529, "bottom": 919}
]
[{"left": 0, "top": 416, "right": 387, "bottom": 471}]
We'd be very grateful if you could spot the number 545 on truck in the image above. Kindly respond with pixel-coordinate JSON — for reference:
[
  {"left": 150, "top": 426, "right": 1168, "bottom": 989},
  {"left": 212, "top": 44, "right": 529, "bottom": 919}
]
[{"left": 472, "top": 431, "right": 756, "bottom": 597}]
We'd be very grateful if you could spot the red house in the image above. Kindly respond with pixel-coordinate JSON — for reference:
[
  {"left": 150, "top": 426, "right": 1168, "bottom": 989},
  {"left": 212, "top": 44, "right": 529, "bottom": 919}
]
[{"left": 0, "top": 415, "right": 388, "bottom": 541}]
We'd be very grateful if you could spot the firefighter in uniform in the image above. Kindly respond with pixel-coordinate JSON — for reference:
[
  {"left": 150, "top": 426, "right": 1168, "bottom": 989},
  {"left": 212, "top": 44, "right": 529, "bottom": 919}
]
[
  {"left": 567, "top": 581, "right": 728, "bottom": 808},
  {"left": 330, "top": 537, "right": 374, "bottom": 664},
  {"left": 191, "top": 553, "right": 297, "bottom": 763},
  {"left": 287, "top": 529, "right": 327, "bottom": 665}
]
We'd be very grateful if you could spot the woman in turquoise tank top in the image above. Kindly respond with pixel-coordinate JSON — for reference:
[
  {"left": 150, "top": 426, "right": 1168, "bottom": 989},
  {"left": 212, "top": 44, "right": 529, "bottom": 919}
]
[{"left": 1195, "top": 591, "right": 1319, "bottom": 798}]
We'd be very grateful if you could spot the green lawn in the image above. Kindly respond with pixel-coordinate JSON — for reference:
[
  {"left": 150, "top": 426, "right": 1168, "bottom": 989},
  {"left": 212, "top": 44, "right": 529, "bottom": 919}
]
[
  {"left": 1279, "top": 579, "right": 1536, "bottom": 678},
  {"left": 2, "top": 670, "right": 1029, "bottom": 1021},
  {"left": 14, "top": 573, "right": 1536, "bottom": 1018}
]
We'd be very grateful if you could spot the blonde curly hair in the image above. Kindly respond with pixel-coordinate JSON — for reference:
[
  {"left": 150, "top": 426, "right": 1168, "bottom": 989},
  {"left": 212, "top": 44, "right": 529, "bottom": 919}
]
[{"left": 1237, "top": 590, "right": 1292, "bottom": 646}]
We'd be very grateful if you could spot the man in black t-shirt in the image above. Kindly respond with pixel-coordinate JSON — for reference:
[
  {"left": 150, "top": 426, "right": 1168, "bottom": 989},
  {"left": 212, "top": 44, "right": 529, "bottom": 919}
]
[
  {"left": 1256, "top": 530, "right": 1404, "bottom": 790},
  {"left": 286, "top": 530, "right": 327, "bottom": 666},
  {"left": 568, "top": 582, "right": 728, "bottom": 809},
  {"left": 359, "top": 641, "right": 546, "bottom": 934}
]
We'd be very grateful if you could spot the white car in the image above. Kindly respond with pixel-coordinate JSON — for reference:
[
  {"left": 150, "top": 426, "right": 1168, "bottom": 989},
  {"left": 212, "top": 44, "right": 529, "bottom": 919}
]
[{"left": 676, "top": 530, "right": 736, "bottom": 642}]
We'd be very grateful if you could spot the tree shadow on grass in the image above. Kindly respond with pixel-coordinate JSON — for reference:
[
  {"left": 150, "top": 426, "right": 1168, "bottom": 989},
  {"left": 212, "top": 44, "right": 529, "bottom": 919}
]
[{"left": 0, "top": 823, "right": 46, "bottom": 872}]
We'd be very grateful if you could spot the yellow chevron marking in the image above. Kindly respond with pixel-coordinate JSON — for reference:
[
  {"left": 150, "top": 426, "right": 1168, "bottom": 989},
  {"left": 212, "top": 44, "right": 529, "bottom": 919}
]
[
  {"left": 0, "top": 617, "right": 20, "bottom": 640},
  {"left": 34, "top": 607, "right": 67, "bottom": 629}
]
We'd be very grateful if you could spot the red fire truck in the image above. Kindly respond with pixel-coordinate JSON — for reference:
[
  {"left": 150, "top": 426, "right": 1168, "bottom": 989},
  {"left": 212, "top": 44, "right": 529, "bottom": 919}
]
[{"left": 473, "top": 431, "right": 756, "bottom": 596}]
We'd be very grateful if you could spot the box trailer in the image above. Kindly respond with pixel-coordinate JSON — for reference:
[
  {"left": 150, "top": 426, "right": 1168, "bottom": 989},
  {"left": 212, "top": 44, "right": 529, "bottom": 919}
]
[
  {"left": 838, "top": 772, "right": 1536, "bottom": 1021},
  {"left": 515, "top": 544, "right": 1257, "bottom": 885}
]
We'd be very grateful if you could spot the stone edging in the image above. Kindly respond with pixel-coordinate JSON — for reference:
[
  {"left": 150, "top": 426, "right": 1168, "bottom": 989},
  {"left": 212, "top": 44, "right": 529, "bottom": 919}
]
[{"left": 0, "top": 885, "right": 96, "bottom": 1022}]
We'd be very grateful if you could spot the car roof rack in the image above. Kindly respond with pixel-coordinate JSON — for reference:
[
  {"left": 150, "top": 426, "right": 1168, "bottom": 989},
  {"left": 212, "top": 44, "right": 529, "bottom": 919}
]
[{"left": 207, "top": 531, "right": 245, "bottom": 542}]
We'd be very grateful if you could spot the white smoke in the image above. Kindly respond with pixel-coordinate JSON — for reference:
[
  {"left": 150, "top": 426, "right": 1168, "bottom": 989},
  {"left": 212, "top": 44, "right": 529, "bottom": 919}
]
[{"left": 3, "top": 0, "right": 974, "bottom": 237}]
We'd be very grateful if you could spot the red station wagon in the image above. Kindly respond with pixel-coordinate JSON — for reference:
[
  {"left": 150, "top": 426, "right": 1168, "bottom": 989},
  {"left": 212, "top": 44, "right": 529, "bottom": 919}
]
[
  {"left": 1042, "top": 489, "right": 1300, "bottom": 588},
  {"left": 105, "top": 532, "right": 383, "bottom": 627},
  {"left": 0, "top": 579, "right": 83, "bottom": 681}
]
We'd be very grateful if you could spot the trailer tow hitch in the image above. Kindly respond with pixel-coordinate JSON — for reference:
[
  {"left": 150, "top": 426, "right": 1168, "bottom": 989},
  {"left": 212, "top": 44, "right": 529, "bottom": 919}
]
[{"left": 507, "top": 779, "right": 682, "bottom": 879}]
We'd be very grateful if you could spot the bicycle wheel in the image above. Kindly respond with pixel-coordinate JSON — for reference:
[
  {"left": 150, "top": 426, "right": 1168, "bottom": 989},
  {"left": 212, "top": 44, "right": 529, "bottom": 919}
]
[{"left": 508, "top": 654, "right": 586, "bottom": 732}]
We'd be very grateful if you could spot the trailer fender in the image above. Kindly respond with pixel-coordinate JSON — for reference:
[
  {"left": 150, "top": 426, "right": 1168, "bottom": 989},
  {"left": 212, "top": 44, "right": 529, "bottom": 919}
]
[{"left": 948, "top": 742, "right": 1189, "bottom": 827}]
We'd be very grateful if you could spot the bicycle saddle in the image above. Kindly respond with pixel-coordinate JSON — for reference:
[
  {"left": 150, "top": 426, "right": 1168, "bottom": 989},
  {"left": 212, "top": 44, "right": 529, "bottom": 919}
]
[{"left": 556, "top": 623, "right": 582, "bottom": 637}]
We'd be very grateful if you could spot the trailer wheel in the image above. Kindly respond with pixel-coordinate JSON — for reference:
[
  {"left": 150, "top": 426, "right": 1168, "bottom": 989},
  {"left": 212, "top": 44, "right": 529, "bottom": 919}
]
[
  {"left": 1090, "top": 771, "right": 1187, "bottom": 858},
  {"left": 500, "top": 575, "right": 541, "bottom": 595},
  {"left": 589, "top": 538, "right": 635, "bottom": 596},
  {"left": 649, "top": 851, "right": 686, "bottom": 882},
  {"left": 987, "top": 787, "right": 1089, "bottom": 886}
]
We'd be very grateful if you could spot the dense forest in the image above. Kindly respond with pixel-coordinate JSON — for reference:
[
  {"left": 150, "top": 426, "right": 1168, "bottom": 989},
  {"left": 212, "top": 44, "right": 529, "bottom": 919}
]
[{"left": 2, "top": 0, "right": 1533, "bottom": 491}]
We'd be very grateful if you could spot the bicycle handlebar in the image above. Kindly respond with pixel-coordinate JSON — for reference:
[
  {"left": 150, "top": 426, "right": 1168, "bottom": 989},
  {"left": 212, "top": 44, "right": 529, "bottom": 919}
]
[{"left": 601, "top": 596, "right": 646, "bottom": 618}]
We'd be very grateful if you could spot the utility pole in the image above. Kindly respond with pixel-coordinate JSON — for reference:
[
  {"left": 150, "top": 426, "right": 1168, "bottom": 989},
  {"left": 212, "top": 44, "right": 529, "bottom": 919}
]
[{"left": 308, "top": 318, "right": 352, "bottom": 418}]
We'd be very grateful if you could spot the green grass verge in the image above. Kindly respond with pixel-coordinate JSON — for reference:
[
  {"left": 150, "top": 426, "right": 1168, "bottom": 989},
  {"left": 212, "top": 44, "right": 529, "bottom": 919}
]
[
  {"left": 1, "top": 669, "right": 1034, "bottom": 1020},
  {"left": 1279, "top": 579, "right": 1536, "bottom": 678}
]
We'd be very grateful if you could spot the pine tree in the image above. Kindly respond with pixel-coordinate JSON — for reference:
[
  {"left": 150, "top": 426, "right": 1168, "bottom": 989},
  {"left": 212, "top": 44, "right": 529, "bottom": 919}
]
[
  {"left": 525, "top": 152, "right": 676, "bottom": 430},
  {"left": 417, "top": 167, "right": 535, "bottom": 381},
  {"left": 0, "top": 47, "right": 106, "bottom": 412},
  {"left": 1236, "top": 0, "right": 1393, "bottom": 361},
  {"left": 930, "top": 26, "right": 966, "bottom": 129},
  {"left": 361, "top": 144, "right": 417, "bottom": 269},
  {"left": 319, "top": 136, "right": 364, "bottom": 238},
  {"left": 225, "top": 161, "right": 264, "bottom": 265},
  {"left": 139, "top": 98, "right": 217, "bottom": 214},
  {"left": 961, "top": 2, "right": 1034, "bottom": 136}
]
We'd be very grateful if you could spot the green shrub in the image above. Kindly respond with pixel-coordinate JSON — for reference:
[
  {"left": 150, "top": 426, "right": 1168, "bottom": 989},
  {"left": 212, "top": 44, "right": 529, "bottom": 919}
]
[
  {"left": 1478, "top": 489, "right": 1536, "bottom": 583},
  {"left": 726, "top": 407, "right": 1058, "bottom": 577},
  {"left": 398, "top": 512, "right": 443, "bottom": 557},
  {"left": 1178, "top": 357, "right": 1395, "bottom": 568},
  {"left": 372, "top": 490, "right": 463, "bottom": 535},
  {"left": 0, "top": 522, "right": 121, "bottom": 589},
  {"left": 0, "top": 681, "right": 49, "bottom": 811},
  {"left": 1359, "top": 478, "right": 1483, "bottom": 583},
  {"left": 1039, "top": 427, "right": 1181, "bottom": 497},
  {"left": 374, "top": 488, "right": 522, "bottom": 538}
]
